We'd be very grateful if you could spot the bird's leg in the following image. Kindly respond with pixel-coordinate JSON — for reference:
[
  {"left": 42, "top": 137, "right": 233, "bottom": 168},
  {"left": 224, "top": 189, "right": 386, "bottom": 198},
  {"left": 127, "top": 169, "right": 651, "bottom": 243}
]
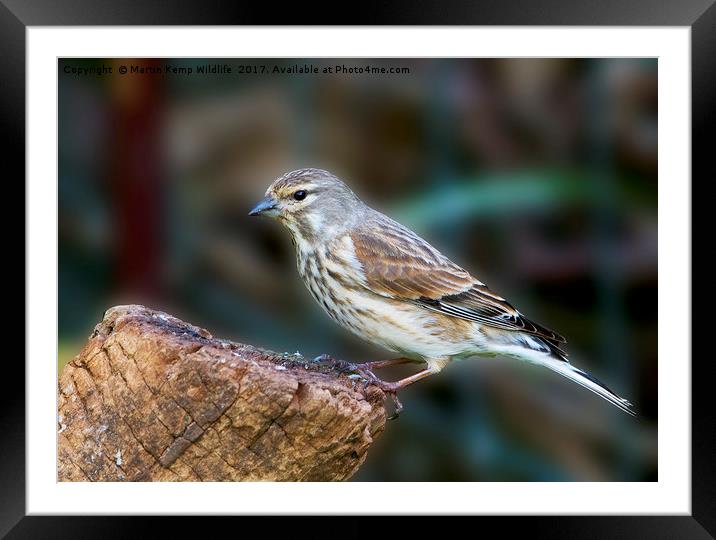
[
  {"left": 376, "top": 368, "right": 438, "bottom": 392},
  {"left": 358, "top": 357, "right": 421, "bottom": 370}
]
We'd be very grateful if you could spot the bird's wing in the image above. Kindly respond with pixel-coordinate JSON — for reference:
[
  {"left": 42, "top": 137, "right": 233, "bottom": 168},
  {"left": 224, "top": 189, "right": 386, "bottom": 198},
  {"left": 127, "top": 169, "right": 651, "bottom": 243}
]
[{"left": 349, "top": 220, "right": 566, "bottom": 344}]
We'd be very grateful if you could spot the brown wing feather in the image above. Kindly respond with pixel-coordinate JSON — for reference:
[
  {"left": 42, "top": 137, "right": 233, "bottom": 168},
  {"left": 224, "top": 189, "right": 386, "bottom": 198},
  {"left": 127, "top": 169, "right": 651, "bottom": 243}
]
[{"left": 350, "top": 219, "right": 566, "bottom": 344}]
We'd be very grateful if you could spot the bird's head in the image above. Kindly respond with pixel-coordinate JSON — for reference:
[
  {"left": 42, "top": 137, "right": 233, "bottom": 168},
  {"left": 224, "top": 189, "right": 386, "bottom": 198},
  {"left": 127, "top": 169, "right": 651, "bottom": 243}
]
[{"left": 249, "top": 168, "right": 363, "bottom": 237}]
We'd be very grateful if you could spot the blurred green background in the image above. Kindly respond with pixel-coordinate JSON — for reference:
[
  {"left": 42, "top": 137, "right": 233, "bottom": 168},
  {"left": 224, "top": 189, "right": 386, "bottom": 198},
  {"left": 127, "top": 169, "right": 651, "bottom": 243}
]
[{"left": 59, "top": 58, "right": 657, "bottom": 481}]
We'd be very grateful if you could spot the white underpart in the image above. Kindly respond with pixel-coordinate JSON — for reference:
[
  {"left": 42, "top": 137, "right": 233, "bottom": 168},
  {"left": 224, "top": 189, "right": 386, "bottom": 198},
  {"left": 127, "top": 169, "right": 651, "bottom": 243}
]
[
  {"left": 340, "top": 286, "right": 476, "bottom": 359},
  {"left": 312, "top": 234, "right": 479, "bottom": 361}
]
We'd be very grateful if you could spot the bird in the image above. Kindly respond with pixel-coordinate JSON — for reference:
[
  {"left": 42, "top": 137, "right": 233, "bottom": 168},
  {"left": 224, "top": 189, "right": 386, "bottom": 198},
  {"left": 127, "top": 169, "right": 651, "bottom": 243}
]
[{"left": 249, "top": 168, "right": 635, "bottom": 418}]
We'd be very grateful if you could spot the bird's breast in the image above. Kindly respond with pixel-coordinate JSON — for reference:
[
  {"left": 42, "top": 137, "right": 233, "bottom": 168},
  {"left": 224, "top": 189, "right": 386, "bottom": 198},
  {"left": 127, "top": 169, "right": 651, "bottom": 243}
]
[
  {"left": 296, "top": 245, "right": 358, "bottom": 329},
  {"left": 294, "top": 243, "right": 476, "bottom": 359}
]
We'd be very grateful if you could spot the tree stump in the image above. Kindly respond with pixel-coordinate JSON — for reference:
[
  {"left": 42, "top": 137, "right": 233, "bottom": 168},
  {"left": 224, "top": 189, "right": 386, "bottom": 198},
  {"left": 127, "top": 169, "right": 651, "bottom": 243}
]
[{"left": 58, "top": 305, "right": 387, "bottom": 481}]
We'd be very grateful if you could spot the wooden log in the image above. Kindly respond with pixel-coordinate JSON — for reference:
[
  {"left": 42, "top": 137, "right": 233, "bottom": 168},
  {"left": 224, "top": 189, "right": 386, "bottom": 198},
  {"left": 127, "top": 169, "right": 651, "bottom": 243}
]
[{"left": 58, "top": 305, "right": 386, "bottom": 481}]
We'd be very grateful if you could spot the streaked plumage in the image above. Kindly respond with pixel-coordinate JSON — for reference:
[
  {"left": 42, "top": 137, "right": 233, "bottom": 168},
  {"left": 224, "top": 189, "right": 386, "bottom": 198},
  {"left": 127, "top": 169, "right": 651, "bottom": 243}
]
[{"left": 250, "top": 168, "right": 634, "bottom": 416}]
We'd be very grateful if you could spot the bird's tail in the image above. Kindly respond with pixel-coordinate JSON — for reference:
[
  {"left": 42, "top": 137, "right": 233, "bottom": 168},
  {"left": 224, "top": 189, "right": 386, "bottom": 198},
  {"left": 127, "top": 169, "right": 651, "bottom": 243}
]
[
  {"left": 538, "top": 356, "right": 636, "bottom": 416},
  {"left": 492, "top": 334, "right": 636, "bottom": 415}
]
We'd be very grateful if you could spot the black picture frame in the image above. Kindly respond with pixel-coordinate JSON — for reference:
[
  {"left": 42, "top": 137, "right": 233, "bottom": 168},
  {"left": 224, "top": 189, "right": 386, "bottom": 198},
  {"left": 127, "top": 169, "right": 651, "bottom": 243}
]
[{"left": 4, "top": 1, "right": 710, "bottom": 537}]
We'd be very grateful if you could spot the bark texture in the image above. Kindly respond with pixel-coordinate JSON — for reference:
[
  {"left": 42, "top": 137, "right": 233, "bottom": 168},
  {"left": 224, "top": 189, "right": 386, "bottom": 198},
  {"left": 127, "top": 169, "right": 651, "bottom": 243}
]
[{"left": 58, "top": 305, "right": 386, "bottom": 481}]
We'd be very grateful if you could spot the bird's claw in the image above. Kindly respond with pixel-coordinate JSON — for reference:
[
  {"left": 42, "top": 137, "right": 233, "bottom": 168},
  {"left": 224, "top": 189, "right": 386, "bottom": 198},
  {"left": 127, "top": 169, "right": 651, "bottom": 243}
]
[
  {"left": 313, "top": 354, "right": 361, "bottom": 374},
  {"left": 354, "top": 370, "right": 403, "bottom": 420},
  {"left": 314, "top": 354, "right": 404, "bottom": 420},
  {"left": 386, "top": 391, "right": 403, "bottom": 420}
]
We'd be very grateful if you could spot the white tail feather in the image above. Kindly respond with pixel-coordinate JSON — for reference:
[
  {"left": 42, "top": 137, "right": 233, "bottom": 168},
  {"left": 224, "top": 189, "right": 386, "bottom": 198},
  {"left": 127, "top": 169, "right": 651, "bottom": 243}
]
[{"left": 539, "top": 357, "right": 636, "bottom": 416}]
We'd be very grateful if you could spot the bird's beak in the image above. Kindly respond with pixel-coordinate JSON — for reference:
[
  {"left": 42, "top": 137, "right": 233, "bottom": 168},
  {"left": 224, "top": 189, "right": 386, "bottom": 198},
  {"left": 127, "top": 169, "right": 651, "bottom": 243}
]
[{"left": 248, "top": 196, "right": 279, "bottom": 217}]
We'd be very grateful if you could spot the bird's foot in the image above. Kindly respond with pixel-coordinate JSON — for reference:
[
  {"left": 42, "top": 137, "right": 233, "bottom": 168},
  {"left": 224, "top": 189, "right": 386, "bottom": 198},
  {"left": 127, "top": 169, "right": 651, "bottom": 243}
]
[
  {"left": 313, "top": 354, "right": 404, "bottom": 419},
  {"left": 354, "top": 372, "right": 404, "bottom": 420},
  {"left": 313, "top": 353, "right": 362, "bottom": 374},
  {"left": 313, "top": 353, "right": 335, "bottom": 364}
]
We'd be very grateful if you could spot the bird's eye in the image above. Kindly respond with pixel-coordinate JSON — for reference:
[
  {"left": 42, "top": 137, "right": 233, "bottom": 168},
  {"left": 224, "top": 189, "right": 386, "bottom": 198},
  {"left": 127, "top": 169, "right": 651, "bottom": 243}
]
[{"left": 293, "top": 190, "right": 307, "bottom": 201}]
